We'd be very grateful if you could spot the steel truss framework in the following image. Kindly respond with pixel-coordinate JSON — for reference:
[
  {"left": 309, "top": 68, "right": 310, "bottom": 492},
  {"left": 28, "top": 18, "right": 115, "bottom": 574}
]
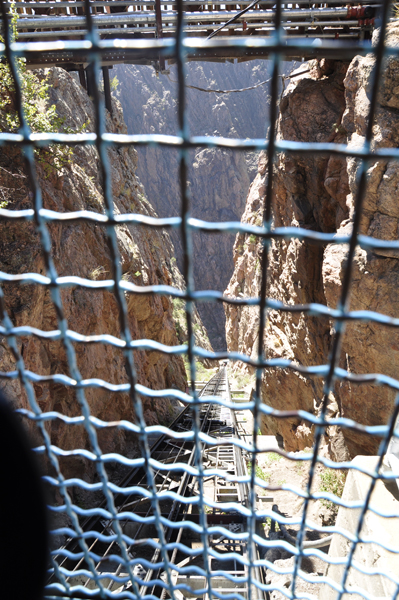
[
  {"left": 1, "top": 0, "right": 399, "bottom": 599},
  {"left": 52, "top": 369, "right": 266, "bottom": 599},
  {"left": 11, "top": 0, "right": 380, "bottom": 37},
  {"left": 2, "top": 0, "right": 382, "bottom": 67}
]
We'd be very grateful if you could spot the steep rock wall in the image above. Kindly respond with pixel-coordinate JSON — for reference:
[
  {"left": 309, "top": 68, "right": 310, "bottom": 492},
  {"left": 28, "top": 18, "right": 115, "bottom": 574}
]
[
  {"left": 115, "top": 60, "right": 273, "bottom": 350},
  {"left": 225, "top": 44, "right": 399, "bottom": 459},
  {"left": 0, "top": 67, "right": 188, "bottom": 479},
  {"left": 323, "top": 25, "right": 399, "bottom": 457}
]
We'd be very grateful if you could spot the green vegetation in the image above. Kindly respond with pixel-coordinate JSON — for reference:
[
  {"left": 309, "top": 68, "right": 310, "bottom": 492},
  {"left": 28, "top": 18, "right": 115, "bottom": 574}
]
[
  {"left": 137, "top": 191, "right": 149, "bottom": 205},
  {"left": 228, "top": 367, "right": 255, "bottom": 391},
  {"left": 247, "top": 461, "right": 270, "bottom": 483},
  {"left": 172, "top": 297, "right": 186, "bottom": 339},
  {"left": 263, "top": 517, "right": 280, "bottom": 532},
  {"left": 183, "top": 356, "right": 217, "bottom": 382},
  {"left": 331, "top": 122, "right": 347, "bottom": 136},
  {"left": 110, "top": 75, "right": 119, "bottom": 92},
  {"left": 264, "top": 452, "right": 282, "bottom": 467},
  {"left": 171, "top": 299, "right": 211, "bottom": 349},
  {"left": 88, "top": 266, "right": 107, "bottom": 281},
  {"left": 98, "top": 74, "right": 119, "bottom": 94},
  {"left": 248, "top": 234, "right": 257, "bottom": 244},
  {"left": 254, "top": 212, "right": 263, "bottom": 227},
  {"left": 319, "top": 468, "right": 347, "bottom": 518},
  {"left": 0, "top": 7, "right": 85, "bottom": 176},
  {"left": 172, "top": 297, "right": 185, "bottom": 312}
]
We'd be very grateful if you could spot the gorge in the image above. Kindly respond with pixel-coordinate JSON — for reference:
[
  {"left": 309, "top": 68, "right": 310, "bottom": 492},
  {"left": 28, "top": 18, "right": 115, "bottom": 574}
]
[
  {"left": 2, "top": 11, "right": 399, "bottom": 598},
  {"left": 115, "top": 59, "right": 273, "bottom": 351},
  {"left": 225, "top": 36, "right": 399, "bottom": 460},
  {"left": 1, "top": 30, "right": 399, "bottom": 475}
]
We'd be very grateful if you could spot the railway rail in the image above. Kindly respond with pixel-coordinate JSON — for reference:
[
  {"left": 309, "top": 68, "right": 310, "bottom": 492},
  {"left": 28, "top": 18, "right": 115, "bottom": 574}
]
[{"left": 47, "top": 368, "right": 266, "bottom": 600}]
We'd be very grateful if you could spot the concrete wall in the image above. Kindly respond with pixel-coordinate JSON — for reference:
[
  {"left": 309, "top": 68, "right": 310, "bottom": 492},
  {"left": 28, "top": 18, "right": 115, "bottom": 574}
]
[{"left": 320, "top": 456, "right": 399, "bottom": 600}]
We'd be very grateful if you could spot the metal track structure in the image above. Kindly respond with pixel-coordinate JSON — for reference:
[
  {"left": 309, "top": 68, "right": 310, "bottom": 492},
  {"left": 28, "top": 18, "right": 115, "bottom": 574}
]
[
  {"left": 3, "top": 0, "right": 382, "bottom": 67},
  {"left": 50, "top": 368, "right": 266, "bottom": 600}
]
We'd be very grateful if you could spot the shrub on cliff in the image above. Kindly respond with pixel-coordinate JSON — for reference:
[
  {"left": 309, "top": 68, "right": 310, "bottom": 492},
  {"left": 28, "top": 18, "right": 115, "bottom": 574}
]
[{"left": 0, "top": 9, "right": 73, "bottom": 175}]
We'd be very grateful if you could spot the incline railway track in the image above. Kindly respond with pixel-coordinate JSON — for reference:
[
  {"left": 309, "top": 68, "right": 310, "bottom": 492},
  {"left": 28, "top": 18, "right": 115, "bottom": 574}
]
[{"left": 47, "top": 367, "right": 266, "bottom": 600}]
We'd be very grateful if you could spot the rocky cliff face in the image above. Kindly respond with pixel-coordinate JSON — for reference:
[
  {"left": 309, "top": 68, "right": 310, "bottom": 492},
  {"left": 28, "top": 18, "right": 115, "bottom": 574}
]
[
  {"left": 225, "top": 36, "right": 399, "bottom": 459},
  {"left": 0, "top": 67, "right": 193, "bottom": 480},
  {"left": 115, "top": 60, "right": 274, "bottom": 350}
]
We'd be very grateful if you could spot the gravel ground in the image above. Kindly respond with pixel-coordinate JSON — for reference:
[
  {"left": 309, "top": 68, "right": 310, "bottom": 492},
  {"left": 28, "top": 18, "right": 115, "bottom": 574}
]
[{"left": 237, "top": 407, "right": 334, "bottom": 598}]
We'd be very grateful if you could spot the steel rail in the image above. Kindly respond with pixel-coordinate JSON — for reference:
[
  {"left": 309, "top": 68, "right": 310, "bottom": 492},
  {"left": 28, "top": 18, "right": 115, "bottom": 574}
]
[
  {"left": 106, "top": 371, "right": 224, "bottom": 595},
  {"left": 61, "top": 416, "right": 196, "bottom": 578},
  {"left": 49, "top": 370, "right": 226, "bottom": 596},
  {"left": 142, "top": 370, "right": 225, "bottom": 599},
  {"left": 106, "top": 435, "right": 196, "bottom": 592},
  {"left": 51, "top": 402, "right": 193, "bottom": 579},
  {"left": 82, "top": 422, "right": 197, "bottom": 591},
  {"left": 47, "top": 368, "right": 266, "bottom": 600},
  {"left": 160, "top": 368, "right": 266, "bottom": 600},
  {"left": 217, "top": 370, "right": 263, "bottom": 600}
]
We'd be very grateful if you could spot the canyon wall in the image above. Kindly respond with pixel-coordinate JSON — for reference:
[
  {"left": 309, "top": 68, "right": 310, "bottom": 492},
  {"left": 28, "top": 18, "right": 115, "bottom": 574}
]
[
  {"left": 225, "top": 33, "right": 399, "bottom": 459},
  {"left": 0, "top": 67, "right": 203, "bottom": 480},
  {"left": 115, "top": 60, "right": 274, "bottom": 350}
]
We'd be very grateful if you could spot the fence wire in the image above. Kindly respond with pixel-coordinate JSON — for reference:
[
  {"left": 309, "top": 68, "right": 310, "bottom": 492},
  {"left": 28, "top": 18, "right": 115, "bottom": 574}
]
[{"left": 1, "top": 0, "right": 399, "bottom": 599}]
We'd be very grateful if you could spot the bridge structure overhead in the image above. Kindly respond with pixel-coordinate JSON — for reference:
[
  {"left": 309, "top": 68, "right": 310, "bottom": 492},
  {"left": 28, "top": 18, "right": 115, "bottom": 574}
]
[{"left": 6, "top": 0, "right": 382, "bottom": 68}]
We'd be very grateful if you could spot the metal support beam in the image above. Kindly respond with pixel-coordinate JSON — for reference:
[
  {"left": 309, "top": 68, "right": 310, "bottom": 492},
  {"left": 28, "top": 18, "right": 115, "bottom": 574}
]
[
  {"left": 102, "top": 66, "right": 113, "bottom": 116},
  {"left": 85, "top": 63, "right": 94, "bottom": 98},
  {"left": 154, "top": 0, "right": 165, "bottom": 72},
  {"left": 78, "top": 67, "right": 87, "bottom": 91},
  {"left": 47, "top": 369, "right": 270, "bottom": 600}
]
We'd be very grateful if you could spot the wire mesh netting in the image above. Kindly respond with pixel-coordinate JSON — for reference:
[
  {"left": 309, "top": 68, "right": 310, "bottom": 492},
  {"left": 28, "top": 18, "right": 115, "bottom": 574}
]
[{"left": 1, "top": 0, "right": 399, "bottom": 599}]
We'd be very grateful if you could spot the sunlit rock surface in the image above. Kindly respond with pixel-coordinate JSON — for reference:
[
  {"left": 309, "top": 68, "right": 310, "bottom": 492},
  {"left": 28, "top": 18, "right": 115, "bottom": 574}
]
[
  {"left": 0, "top": 67, "right": 189, "bottom": 480},
  {"left": 225, "top": 45, "right": 399, "bottom": 459}
]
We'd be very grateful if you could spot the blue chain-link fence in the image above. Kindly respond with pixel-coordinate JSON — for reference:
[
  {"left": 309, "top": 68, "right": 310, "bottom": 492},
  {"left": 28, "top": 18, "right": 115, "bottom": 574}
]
[{"left": 1, "top": 0, "right": 399, "bottom": 598}]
